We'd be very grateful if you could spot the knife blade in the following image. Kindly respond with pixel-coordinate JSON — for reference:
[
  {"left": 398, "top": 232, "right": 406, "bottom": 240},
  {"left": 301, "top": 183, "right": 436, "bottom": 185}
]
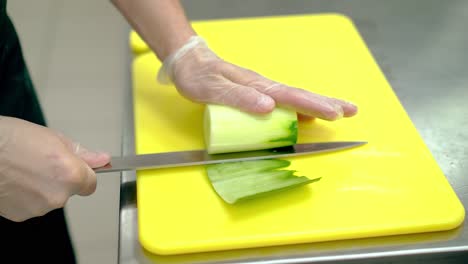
[{"left": 94, "top": 141, "right": 366, "bottom": 173}]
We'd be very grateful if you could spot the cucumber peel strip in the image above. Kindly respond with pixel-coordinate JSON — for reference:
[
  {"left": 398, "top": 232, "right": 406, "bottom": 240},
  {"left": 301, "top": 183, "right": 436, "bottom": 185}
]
[{"left": 206, "top": 159, "right": 320, "bottom": 204}]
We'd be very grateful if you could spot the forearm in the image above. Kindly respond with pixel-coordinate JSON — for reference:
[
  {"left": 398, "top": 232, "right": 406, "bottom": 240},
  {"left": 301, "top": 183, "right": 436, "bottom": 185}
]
[{"left": 111, "top": 0, "right": 196, "bottom": 61}]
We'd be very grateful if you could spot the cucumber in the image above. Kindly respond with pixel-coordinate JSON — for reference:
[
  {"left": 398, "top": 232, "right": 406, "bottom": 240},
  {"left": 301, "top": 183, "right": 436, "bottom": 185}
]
[
  {"left": 204, "top": 104, "right": 298, "bottom": 154},
  {"left": 206, "top": 159, "right": 320, "bottom": 204}
]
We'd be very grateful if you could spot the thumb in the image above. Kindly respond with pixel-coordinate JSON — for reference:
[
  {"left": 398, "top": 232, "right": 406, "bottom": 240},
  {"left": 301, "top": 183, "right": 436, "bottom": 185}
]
[
  {"left": 73, "top": 143, "right": 111, "bottom": 169},
  {"left": 77, "top": 163, "right": 98, "bottom": 196},
  {"left": 53, "top": 131, "right": 110, "bottom": 169}
]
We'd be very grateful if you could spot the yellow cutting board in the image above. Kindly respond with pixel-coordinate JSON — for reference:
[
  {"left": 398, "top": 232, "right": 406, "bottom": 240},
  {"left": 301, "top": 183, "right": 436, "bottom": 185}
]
[{"left": 130, "top": 14, "right": 464, "bottom": 255}]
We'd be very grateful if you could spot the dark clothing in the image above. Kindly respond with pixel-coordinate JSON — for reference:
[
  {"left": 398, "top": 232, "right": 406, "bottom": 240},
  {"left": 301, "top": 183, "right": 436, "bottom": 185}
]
[
  {"left": 0, "top": 13, "right": 46, "bottom": 124},
  {"left": 1, "top": 1, "right": 76, "bottom": 263}
]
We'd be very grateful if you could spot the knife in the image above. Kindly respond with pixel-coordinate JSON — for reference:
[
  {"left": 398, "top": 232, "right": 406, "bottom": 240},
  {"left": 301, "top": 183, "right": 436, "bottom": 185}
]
[{"left": 94, "top": 141, "right": 366, "bottom": 173}]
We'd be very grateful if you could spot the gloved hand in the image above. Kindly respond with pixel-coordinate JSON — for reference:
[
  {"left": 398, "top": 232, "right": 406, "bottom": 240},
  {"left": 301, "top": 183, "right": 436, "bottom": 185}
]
[
  {"left": 157, "top": 36, "right": 357, "bottom": 121},
  {"left": 0, "top": 117, "right": 110, "bottom": 222}
]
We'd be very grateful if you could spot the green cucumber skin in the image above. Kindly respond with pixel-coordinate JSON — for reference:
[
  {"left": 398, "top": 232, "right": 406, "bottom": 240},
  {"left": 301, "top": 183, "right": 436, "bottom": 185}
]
[
  {"left": 206, "top": 159, "right": 290, "bottom": 181},
  {"left": 211, "top": 170, "right": 297, "bottom": 203},
  {"left": 269, "top": 120, "right": 298, "bottom": 144},
  {"left": 206, "top": 159, "right": 320, "bottom": 204},
  {"left": 235, "top": 177, "right": 321, "bottom": 203}
]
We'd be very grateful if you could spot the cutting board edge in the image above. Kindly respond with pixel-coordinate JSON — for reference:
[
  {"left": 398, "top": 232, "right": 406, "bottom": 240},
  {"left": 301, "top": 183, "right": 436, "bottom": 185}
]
[
  {"left": 137, "top": 215, "right": 466, "bottom": 256},
  {"left": 131, "top": 12, "right": 467, "bottom": 256},
  {"left": 128, "top": 12, "right": 358, "bottom": 55}
]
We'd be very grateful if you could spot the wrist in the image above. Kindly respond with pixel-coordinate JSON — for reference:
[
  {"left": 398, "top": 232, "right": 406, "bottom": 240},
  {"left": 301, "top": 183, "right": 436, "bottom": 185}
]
[
  {"left": 111, "top": 0, "right": 197, "bottom": 61},
  {"left": 157, "top": 36, "right": 209, "bottom": 84},
  {"left": 155, "top": 29, "right": 197, "bottom": 61}
]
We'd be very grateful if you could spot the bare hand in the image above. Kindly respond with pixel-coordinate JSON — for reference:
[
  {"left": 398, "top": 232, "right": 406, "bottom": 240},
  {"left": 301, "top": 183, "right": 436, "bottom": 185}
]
[{"left": 0, "top": 117, "right": 110, "bottom": 222}]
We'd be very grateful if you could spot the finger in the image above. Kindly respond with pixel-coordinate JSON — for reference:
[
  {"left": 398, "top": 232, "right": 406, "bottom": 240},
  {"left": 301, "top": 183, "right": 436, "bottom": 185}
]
[
  {"left": 298, "top": 113, "right": 315, "bottom": 122},
  {"left": 216, "top": 63, "right": 278, "bottom": 113},
  {"left": 219, "top": 63, "right": 357, "bottom": 119},
  {"left": 50, "top": 133, "right": 98, "bottom": 196},
  {"left": 260, "top": 83, "right": 344, "bottom": 121},
  {"left": 72, "top": 143, "right": 111, "bottom": 169},
  {"left": 77, "top": 162, "right": 97, "bottom": 196},
  {"left": 328, "top": 98, "right": 358, "bottom": 117},
  {"left": 55, "top": 132, "right": 110, "bottom": 168},
  {"left": 208, "top": 82, "right": 276, "bottom": 114}
]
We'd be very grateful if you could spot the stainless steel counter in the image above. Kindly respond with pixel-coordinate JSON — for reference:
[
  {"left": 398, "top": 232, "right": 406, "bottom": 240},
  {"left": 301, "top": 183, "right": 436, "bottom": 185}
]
[{"left": 118, "top": 0, "right": 468, "bottom": 263}]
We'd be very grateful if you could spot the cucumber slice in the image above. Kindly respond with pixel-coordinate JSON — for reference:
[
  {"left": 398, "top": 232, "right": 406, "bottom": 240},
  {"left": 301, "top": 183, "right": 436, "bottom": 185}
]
[{"left": 206, "top": 159, "right": 320, "bottom": 204}]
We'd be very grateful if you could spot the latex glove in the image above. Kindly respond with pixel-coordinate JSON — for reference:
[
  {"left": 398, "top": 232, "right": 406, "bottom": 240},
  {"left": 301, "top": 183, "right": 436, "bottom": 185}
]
[
  {"left": 0, "top": 117, "right": 110, "bottom": 222},
  {"left": 157, "top": 36, "right": 357, "bottom": 120}
]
